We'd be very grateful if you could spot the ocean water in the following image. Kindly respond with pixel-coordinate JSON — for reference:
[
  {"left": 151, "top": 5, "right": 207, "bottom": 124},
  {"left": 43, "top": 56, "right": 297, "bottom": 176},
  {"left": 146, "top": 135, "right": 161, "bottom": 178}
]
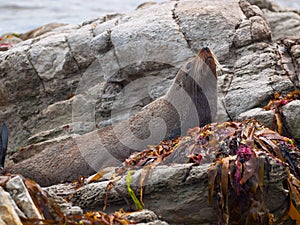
[
  {"left": 0, "top": 0, "right": 299, "bottom": 34},
  {"left": 0, "top": 0, "right": 164, "bottom": 34}
]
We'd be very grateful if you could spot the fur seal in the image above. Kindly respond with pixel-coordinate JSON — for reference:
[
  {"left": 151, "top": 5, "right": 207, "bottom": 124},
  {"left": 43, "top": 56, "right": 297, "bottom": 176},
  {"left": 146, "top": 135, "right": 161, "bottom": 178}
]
[{"left": 8, "top": 47, "right": 218, "bottom": 185}]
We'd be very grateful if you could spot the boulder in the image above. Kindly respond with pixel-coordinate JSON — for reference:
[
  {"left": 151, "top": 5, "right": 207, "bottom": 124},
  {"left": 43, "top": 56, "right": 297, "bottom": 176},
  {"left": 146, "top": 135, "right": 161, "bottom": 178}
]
[
  {"left": 248, "top": 0, "right": 300, "bottom": 40},
  {"left": 45, "top": 161, "right": 294, "bottom": 225}
]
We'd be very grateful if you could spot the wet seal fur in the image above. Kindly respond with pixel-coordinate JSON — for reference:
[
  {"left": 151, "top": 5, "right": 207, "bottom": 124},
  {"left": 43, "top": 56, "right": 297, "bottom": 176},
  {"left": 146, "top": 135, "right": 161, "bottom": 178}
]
[{"left": 9, "top": 47, "right": 218, "bottom": 186}]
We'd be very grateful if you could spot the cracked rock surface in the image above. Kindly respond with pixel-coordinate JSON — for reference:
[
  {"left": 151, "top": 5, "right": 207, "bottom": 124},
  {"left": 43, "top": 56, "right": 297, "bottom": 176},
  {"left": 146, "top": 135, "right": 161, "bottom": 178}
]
[
  {"left": 44, "top": 159, "right": 294, "bottom": 225},
  {"left": 0, "top": 0, "right": 299, "bottom": 186}
]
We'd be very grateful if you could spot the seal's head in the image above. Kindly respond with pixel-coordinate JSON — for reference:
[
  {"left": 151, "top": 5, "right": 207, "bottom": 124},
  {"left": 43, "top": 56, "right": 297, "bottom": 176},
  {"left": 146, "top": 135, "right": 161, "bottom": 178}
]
[
  {"left": 170, "top": 47, "right": 218, "bottom": 126},
  {"left": 196, "top": 46, "right": 218, "bottom": 79},
  {"left": 174, "top": 47, "right": 218, "bottom": 89}
]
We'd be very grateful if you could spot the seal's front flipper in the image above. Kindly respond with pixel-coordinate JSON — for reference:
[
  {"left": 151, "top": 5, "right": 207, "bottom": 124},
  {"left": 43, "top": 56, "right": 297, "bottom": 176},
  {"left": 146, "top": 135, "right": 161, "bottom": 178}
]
[{"left": 0, "top": 123, "right": 8, "bottom": 169}]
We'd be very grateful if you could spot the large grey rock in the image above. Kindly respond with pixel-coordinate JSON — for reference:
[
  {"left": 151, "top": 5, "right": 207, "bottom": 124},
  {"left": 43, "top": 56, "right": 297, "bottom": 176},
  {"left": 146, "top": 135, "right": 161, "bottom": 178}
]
[
  {"left": 54, "top": 159, "right": 292, "bottom": 225},
  {"left": 248, "top": 0, "right": 300, "bottom": 40},
  {"left": 69, "top": 164, "right": 217, "bottom": 224},
  {"left": 264, "top": 10, "right": 300, "bottom": 40},
  {"left": 223, "top": 41, "right": 293, "bottom": 117}
]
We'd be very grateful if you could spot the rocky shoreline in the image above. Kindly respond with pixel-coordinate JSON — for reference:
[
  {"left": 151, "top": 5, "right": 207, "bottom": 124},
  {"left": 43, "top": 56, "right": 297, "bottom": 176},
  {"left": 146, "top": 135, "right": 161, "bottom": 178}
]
[{"left": 0, "top": 0, "right": 299, "bottom": 224}]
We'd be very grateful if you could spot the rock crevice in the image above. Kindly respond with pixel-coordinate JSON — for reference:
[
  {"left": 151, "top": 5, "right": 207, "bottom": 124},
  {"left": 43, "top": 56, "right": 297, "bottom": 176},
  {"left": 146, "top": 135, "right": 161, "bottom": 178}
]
[{"left": 171, "top": 3, "right": 193, "bottom": 51}]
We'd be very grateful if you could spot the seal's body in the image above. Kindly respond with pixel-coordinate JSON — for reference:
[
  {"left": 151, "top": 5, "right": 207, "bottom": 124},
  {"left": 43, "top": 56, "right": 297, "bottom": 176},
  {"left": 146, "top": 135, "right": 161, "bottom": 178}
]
[
  {"left": 98, "top": 47, "right": 218, "bottom": 161},
  {"left": 9, "top": 47, "right": 218, "bottom": 185}
]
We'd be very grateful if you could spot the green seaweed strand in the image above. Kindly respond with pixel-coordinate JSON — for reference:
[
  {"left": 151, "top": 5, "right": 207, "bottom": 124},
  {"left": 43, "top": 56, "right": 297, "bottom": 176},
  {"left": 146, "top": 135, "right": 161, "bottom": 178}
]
[{"left": 126, "top": 170, "right": 143, "bottom": 210}]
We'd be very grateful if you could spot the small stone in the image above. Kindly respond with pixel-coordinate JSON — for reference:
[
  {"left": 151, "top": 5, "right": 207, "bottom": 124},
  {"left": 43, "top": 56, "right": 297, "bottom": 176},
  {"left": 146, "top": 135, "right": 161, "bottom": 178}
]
[
  {"left": 282, "top": 100, "right": 300, "bottom": 139},
  {"left": 239, "top": 0, "right": 264, "bottom": 18},
  {"left": 0, "top": 186, "right": 23, "bottom": 225},
  {"left": 137, "top": 220, "right": 169, "bottom": 225},
  {"left": 126, "top": 209, "right": 158, "bottom": 223},
  {"left": 237, "top": 108, "right": 275, "bottom": 128},
  {"left": 65, "top": 206, "right": 83, "bottom": 216},
  {"left": 6, "top": 176, "right": 43, "bottom": 220},
  {"left": 250, "top": 16, "right": 271, "bottom": 42},
  {"left": 90, "top": 31, "right": 111, "bottom": 54}
]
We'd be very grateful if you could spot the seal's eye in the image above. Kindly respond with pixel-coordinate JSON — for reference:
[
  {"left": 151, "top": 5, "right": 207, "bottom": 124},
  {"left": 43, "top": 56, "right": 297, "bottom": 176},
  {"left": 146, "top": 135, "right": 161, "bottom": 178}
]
[{"left": 186, "top": 62, "right": 192, "bottom": 70}]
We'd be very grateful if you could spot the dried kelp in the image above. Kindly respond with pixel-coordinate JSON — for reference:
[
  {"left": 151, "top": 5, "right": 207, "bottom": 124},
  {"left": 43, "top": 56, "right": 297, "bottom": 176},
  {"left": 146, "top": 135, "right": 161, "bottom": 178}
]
[
  {"left": 21, "top": 209, "right": 132, "bottom": 224},
  {"left": 263, "top": 90, "right": 300, "bottom": 134},
  {"left": 22, "top": 210, "right": 132, "bottom": 225},
  {"left": 124, "top": 137, "right": 181, "bottom": 168},
  {"left": 64, "top": 210, "right": 131, "bottom": 225},
  {"left": 178, "top": 120, "right": 300, "bottom": 224},
  {"left": 99, "top": 119, "right": 300, "bottom": 224}
]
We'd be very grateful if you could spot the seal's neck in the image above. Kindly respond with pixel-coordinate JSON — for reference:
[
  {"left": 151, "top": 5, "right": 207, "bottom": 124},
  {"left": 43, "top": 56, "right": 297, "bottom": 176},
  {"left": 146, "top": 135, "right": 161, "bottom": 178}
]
[
  {"left": 180, "top": 63, "right": 214, "bottom": 127},
  {"left": 179, "top": 49, "right": 218, "bottom": 123}
]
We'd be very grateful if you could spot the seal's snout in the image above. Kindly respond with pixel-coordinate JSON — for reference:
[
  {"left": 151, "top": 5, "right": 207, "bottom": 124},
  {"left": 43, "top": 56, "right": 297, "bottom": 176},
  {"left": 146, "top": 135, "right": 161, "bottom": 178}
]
[
  {"left": 203, "top": 46, "right": 210, "bottom": 52},
  {"left": 197, "top": 47, "right": 217, "bottom": 79},
  {"left": 198, "top": 47, "right": 213, "bottom": 60}
]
